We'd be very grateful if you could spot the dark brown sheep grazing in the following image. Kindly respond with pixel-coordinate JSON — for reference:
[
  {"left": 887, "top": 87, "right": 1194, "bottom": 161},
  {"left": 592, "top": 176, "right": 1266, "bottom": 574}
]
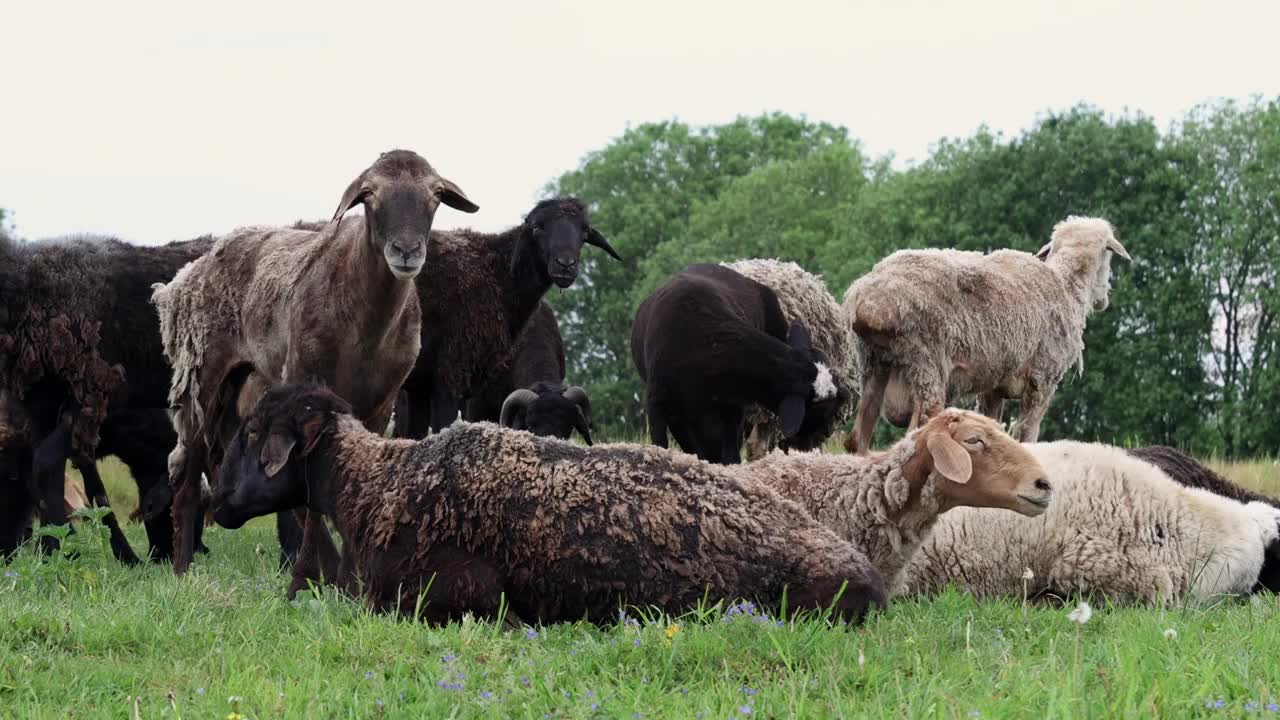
[
  {"left": 1129, "top": 445, "right": 1280, "bottom": 593},
  {"left": 154, "top": 149, "right": 477, "bottom": 586},
  {"left": 213, "top": 384, "right": 887, "bottom": 625}
]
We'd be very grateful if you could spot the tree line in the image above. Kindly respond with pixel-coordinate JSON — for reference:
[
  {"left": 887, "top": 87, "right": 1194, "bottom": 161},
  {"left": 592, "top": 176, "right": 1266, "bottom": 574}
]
[{"left": 546, "top": 99, "right": 1280, "bottom": 457}]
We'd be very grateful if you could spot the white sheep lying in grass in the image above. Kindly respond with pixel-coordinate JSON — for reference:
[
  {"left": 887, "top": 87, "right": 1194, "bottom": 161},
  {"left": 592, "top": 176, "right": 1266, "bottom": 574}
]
[{"left": 895, "top": 441, "right": 1280, "bottom": 603}]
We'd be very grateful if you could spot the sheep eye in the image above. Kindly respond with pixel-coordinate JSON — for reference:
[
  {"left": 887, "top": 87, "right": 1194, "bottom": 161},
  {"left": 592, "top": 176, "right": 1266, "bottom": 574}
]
[{"left": 963, "top": 437, "right": 984, "bottom": 447}]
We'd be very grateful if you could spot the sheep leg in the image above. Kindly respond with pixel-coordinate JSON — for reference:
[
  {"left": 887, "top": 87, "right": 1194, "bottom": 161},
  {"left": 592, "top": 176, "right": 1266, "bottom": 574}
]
[
  {"left": 0, "top": 453, "right": 36, "bottom": 559},
  {"left": 977, "top": 392, "right": 1006, "bottom": 423},
  {"left": 849, "top": 365, "right": 889, "bottom": 455},
  {"left": 170, "top": 441, "right": 205, "bottom": 576},
  {"left": 1011, "top": 381, "right": 1056, "bottom": 443},
  {"left": 428, "top": 385, "right": 462, "bottom": 433},
  {"left": 275, "top": 510, "right": 304, "bottom": 568},
  {"left": 71, "top": 454, "right": 141, "bottom": 566},
  {"left": 286, "top": 511, "right": 342, "bottom": 599},
  {"left": 718, "top": 406, "right": 745, "bottom": 465},
  {"left": 645, "top": 391, "right": 669, "bottom": 449}
]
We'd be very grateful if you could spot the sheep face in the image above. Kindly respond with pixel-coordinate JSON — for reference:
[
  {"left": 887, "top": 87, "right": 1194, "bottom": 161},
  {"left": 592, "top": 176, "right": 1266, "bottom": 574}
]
[
  {"left": 1036, "top": 216, "right": 1130, "bottom": 312},
  {"left": 499, "top": 382, "right": 592, "bottom": 445},
  {"left": 914, "top": 409, "right": 1051, "bottom": 517},
  {"left": 331, "top": 150, "right": 479, "bottom": 280},
  {"left": 212, "top": 385, "right": 350, "bottom": 530},
  {"left": 515, "top": 199, "right": 620, "bottom": 288}
]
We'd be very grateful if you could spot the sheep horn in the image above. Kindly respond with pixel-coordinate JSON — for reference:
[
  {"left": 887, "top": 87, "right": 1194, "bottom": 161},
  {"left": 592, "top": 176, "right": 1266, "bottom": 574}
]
[
  {"left": 562, "top": 385, "right": 592, "bottom": 424},
  {"left": 500, "top": 388, "right": 539, "bottom": 430},
  {"left": 573, "top": 408, "right": 594, "bottom": 446},
  {"left": 1107, "top": 237, "right": 1132, "bottom": 261},
  {"left": 585, "top": 228, "right": 622, "bottom": 262}
]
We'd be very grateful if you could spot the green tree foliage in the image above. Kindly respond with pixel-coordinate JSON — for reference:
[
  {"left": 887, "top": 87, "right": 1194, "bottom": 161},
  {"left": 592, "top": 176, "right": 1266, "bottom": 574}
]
[{"left": 1179, "top": 98, "right": 1280, "bottom": 455}]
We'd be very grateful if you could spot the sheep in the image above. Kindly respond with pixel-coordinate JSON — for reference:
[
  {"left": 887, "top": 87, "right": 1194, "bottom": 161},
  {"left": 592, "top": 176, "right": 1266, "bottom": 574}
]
[
  {"left": 463, "top": 301, "right": 565, "bottom": 423},
  {"left": 631, "top": 263, "right": 846, "bottom": 464},
  {"left": 210, "top": 384, "right": 887, "bottom": 624},
  {"left": 1129, "top": 446, "right": 1280, "bottom": 593},
  {"left": 0, "top": 231, "right": 213, "bottom": 562},
  {"left": 843, "top": 216, "right": 1130, "bottom": 454},
  {"left": 153, "top": 149, "right": 477, "bottom": 588},
  {"left": 495, "top": 381, "right": 594, "bottom": 445},
  {"left": 722, "top": 259, "right": 856, "bottom": 460},
  {"left": 895, "top": 441, "right": 1280, "bottom": 602},
  {"left": 738, "top": 408, "right": 1051, "bottom": 587},
  {"left": 395, "top": 198, "right": 619, "bottom": 438}
]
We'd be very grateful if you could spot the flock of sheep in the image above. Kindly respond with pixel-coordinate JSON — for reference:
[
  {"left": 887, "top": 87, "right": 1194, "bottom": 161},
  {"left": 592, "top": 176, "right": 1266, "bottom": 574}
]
[{"left": 2, "top": 148, "right": 1278, "bottom": 628}]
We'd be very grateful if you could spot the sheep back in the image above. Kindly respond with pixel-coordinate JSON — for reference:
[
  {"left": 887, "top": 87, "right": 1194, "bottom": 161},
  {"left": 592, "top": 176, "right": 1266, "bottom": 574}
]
[{"left": 332, "top": 421, "right": 886, "bottom": 623}]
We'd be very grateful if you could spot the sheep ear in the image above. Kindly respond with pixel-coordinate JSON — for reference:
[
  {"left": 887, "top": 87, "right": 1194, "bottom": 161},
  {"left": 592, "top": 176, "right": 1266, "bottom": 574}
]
[
  {"left": 510, "top": 228, "right": 534, "bottom": 276},
  {"left": 927, "top": 432, "right": 973, "bottom": 484},
  {"left": 437, "top": 177, "right": 479, "bottom": 214},
  {"left": 787, "top": 321, "right": 814, "bottom": 353},
  {"left": 332, "top": 176, "right": 369, "bottom": 223},
  {"left": 585, "top": 227, "right": 622, "bottom": 262},
  {"left": 1107, "top": 237, "right": 1131, "bottom": 261},
  {"left": 1035, "top": 242, "right": 1052, "bottom": 260},
  {"left": 778, "top": 394, "right": 806, "bottom": 439},
  {"left": 299, "top": 413, "right": 331, "bottom": 456},
  {"left": 260, "top": 431, "right": 297, "bottom": 478}
]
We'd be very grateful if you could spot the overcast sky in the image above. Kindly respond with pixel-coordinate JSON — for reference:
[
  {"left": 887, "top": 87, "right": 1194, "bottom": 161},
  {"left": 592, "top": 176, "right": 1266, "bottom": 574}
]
[{"left": 2, "top": 0, "right": 1277, "bottom": 244}]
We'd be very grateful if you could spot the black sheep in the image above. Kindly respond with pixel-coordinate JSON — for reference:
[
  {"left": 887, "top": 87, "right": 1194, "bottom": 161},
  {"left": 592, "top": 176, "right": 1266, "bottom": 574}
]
[
  {"left": 0, "top": 232, "right": 212, "bottom": 562},
  {"left": 631, "top": 263, "right": 842, "bottom": 464},
  {"left": 395, "top": 198, "right": 620, "bottom": 438}
]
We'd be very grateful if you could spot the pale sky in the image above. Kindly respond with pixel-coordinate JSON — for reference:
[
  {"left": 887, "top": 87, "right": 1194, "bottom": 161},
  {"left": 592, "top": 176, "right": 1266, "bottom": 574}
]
[{"left": 2, "top": 0, "right": 1277, "bottom": 244}]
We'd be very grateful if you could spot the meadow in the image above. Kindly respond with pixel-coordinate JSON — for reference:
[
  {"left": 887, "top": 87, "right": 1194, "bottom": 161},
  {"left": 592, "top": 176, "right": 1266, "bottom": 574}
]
[{"left": 1, "top": 458, "right": 1278, "bottom": 719}]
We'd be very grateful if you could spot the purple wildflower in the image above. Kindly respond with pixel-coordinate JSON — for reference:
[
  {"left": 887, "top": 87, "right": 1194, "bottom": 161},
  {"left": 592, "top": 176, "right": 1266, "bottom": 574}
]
[
  {"left": 3, "top": 571, "right": 17, "bottom": 579},
  {"left": 634, "top": 637, "right": 642, "bottom": 647},
  {"left": 365, "top": 671, "right": 374, "bottom": 680},
  {"left": 480, "top": 691, "right": 493, "bottom": 700},
  {"left": 1268, "top": 703, "right": 1279, "bottom": 713},
  {"left": 196, "top": 688, "right": 205, "bottom": 696},
  {"left": 525, "top": 628, "right": 539, "bottom": 640},
  {"left": 742, "top": 688, "right": 757, "bottom": 696},
  {"left": 521, "top": 677, "right": 530, "bottom": 688},
  {"left": 442, "top": 653, "right": 457, "bottom": 664}
]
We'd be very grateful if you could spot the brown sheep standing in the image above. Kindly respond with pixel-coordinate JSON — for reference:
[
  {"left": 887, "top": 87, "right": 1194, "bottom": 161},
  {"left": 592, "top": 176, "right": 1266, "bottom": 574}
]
[
  {"left": 153, "top": 150, "right": 477, "bottom": 588},
  {"left": 212, "top": 384, "right": 888, "bottom": 626}
]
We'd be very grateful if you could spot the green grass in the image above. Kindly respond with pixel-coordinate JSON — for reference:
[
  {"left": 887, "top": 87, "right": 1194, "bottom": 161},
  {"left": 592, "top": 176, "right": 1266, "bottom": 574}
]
[{"left": 2, "top": 463, "right": 1279, "bottom": 718}]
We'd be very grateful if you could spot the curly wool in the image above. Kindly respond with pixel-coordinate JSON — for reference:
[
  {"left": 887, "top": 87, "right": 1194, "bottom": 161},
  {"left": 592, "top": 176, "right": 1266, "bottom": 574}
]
[
  {"left": 738, "top": 435, "right": 949, "bottom": 586},
  {"left": 897, "top": 441, "right": 1280, "bottom": 603},
  {"left": 724, "top": 259, "right": 855, "bottom": 458},
  {"left": 2, "top": 234, "right": 211, "bottom": 453},
  {"left": 320, "top": 418, "right": 886, "bottom": 623}
]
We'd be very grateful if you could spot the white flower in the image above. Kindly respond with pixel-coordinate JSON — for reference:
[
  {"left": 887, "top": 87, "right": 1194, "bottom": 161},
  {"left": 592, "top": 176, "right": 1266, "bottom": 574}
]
[
  {"left": 1021, "top": 568, "right": 1034, "bottom": 581},
  {"left": 857, "top": 648, "right": 865, "bottom": 668},
  {"left": 1067, "top": 600, "right": 1092, "bottom": 625},
  {"left": 1163, "top": 628, "right": 1177, "bottom": 640}
]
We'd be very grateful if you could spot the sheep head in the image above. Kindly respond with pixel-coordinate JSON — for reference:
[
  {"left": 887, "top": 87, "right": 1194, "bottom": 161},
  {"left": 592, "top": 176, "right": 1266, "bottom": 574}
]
[
  {"left": 512, "top": 198, "right": 621, "bottom": 288},
  {"left": 909, "top": 408, "right": 1051, "bottom": 517},
  {"left": 212, "top": 384, "right": 352, "bottom": 529},
  {"left": 499, "top": 381, "right": 593, "bottom": 445},
  {"left": 1035, "top": 216, "right": 1129, "bottom": 313},
  {"left": 331, "top": 149, "right": 478, "bottom": 280}
]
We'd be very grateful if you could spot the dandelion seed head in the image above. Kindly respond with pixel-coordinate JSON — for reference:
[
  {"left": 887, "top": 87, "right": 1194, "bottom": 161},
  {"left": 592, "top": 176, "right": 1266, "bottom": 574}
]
[
  {"left": 1067, "top": 600, "right": 1092, "bottom": 625},
  {"left": 1163, "top": 628, "right": 1177, "bottom": 640},
  {"left": 1022, "top": 568, "right": 1034, "bottom": 580}
]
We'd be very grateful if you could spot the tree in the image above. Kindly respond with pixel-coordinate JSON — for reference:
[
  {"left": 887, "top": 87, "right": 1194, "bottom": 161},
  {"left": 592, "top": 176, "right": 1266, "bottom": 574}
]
[
  {"left": 547, "top": 114, "right": 853, "bottom": 434},
  {"left": 1179, "top": 98, "right": 1280, "bottom": 455}
]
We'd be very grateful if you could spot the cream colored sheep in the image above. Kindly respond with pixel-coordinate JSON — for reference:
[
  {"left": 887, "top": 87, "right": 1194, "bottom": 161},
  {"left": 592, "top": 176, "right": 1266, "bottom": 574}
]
[
  {"left": 844, "top": 216, "right": 1129, "bottom": 453},
  {"left": 895, "top": 441, "right": 1280, "bottom": 603}
]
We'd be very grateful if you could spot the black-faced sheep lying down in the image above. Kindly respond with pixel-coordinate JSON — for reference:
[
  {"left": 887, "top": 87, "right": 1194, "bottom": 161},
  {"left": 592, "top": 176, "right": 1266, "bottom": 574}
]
[
  {"left": 739, "top": 409, "right": 1051, "bottom": 588},
  {"left": 1129, "top": 445, "right": 1280, "bottom": 593},
  {"left": 631, "top": 263, "right": 846, "bottom": 465},
  {"left": 896, "top": 441, "right": 1280, "bottom": 603},
  {"left": 397, "top": 198, "right": 620, "bottom": 438},
  {"left": 212, "top": 384, "right": 888, "bottom": 625}
]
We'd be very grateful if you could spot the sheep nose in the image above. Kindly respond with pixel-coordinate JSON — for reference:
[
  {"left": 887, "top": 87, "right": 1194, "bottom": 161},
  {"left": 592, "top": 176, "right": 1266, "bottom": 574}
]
[
  {"left": 555, "top": 256, "right": 577, "bottom": 272},
  {"left": 1034, "top": 477, "right": 1051, "bottom": 492}
]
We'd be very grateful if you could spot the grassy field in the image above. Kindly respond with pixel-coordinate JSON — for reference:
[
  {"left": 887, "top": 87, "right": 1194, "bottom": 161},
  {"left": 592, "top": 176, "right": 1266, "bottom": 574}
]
[{"left": 2, "top": 460, "right": 1279, "bottom": 719}]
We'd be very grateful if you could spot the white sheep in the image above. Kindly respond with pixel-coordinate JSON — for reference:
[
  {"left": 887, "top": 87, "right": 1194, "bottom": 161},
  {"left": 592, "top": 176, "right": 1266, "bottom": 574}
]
[
  {"left": 895, "top": 441, "right": 1280, "bottom": 603},
  {"left": 723, "top": 259, "right": 856, "bottom": 460},
  {"left": 737, "top": 408, "right": 1051, "bottom": 587},
  {"left": 843, "top": 216, "right": 1130, "bottom": 454}
]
